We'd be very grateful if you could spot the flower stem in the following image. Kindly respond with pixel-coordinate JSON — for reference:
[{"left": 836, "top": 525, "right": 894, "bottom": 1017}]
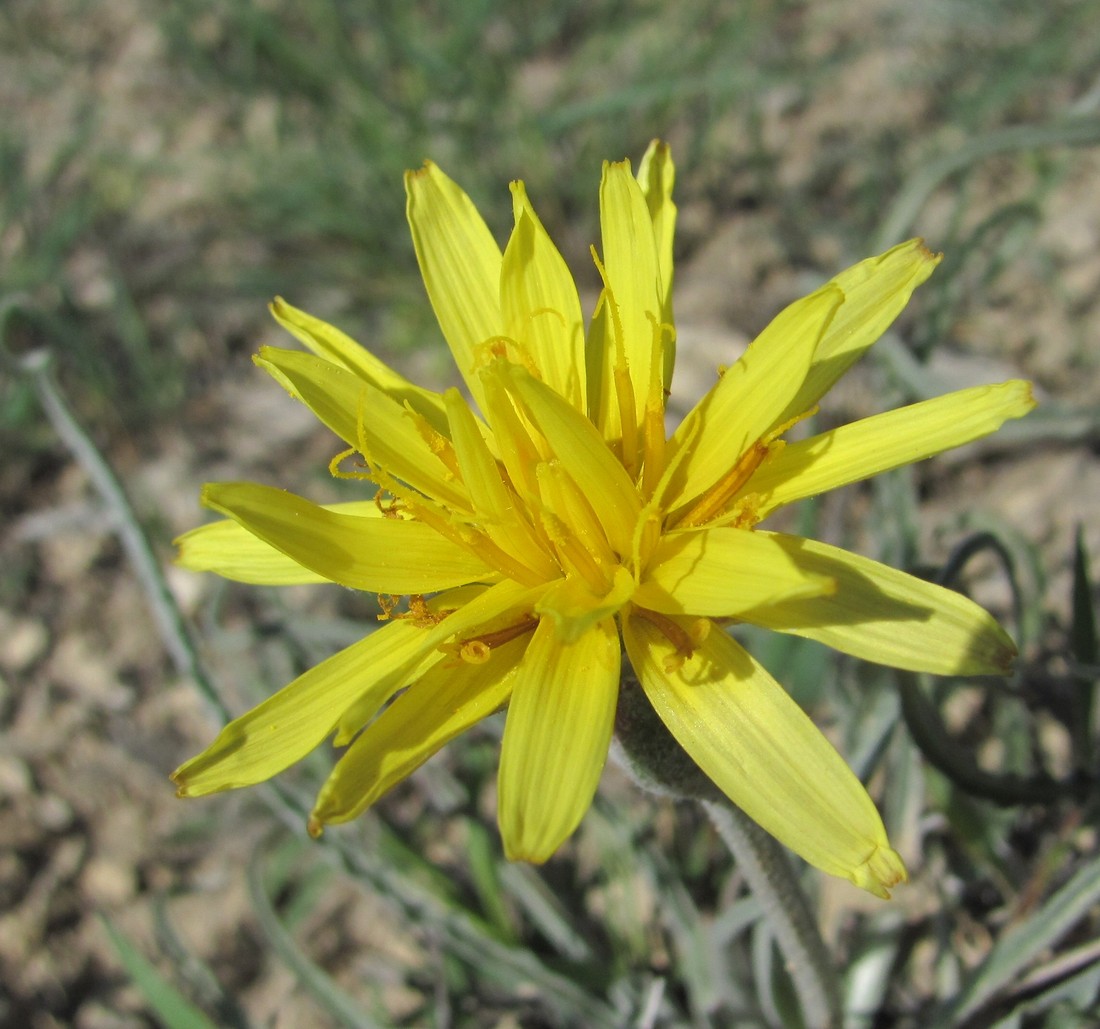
[
  {"left": 701, "top": 797, "right": 841, "bottom": 1029},
  {"left": 614, "top": 679, "right": 841, "bottom": 1027}
]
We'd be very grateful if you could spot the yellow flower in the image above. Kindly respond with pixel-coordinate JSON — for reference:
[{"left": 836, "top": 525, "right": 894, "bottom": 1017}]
[{"left": 172, "top": 141, "right": 1035, "bottom": 898}]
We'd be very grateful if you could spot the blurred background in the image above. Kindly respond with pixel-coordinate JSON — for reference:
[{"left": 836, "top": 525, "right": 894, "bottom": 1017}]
[{"left": 3, "top": 1, "right": 1100, "bottom": 1026}]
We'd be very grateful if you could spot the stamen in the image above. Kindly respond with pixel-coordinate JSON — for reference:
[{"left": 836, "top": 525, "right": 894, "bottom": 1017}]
[
  {"left": 672, "top": 406, "right": 818, "bottom": 528},
  {"left": 674, "top": 439, "right": 771, "bottom": 529},
  {"left": 376, "top": 594, "right": 399, "bottom": 620},
  {"left": 481, "top": 367, "right": 546, "bottom": 498},
  {"left": 459, "top": 640, "right": 492, "bottom": 664},
  {"left": 536, "top": 461, "right": 618, "bottom": 570},
  {"left": 408, "top": 594, "right": 444, "bottom": 627},
  {"left": 329, "top": 446, "right": 376, "bottom": 482},
  {"left": 632, "top": 507, "right": 663, "bottom": 579},
  {"left": 447, "top": 382, "right": 560, "bottom": 584},
  {"left": 369, "top": 455, "right": 544, "bottom": 587},
  {"left": 632, "top": 606, "right": 701, "bottom": 673},
  {"left": 722, "top": 493, "right": 763, "bottom": 530},
  {"left": 614, "top": 361, "right": 640, "bottom": 478},
  {"left": 407, "top": 404, "right": 461, "bottom": 481},
  {"left": 474, "top": 334, "right": 542, "bottom": 379},
  {"left": 540, "top": 506, "right": 611, "bottom": 596},
  {"left": 444, "top": 613, "right": 539, "bottom": 665},
  {"left": 445, "top": 510, "right": 547, "bottom": 587},
  {"left": 379, "top": 594, "right": 450, "bottom": 628},
  {"left": 374, "top": 492, "right": 404, "bottom": 519},
  {"left": 463, "top": 614, "right": 539, "bottom": 652}
]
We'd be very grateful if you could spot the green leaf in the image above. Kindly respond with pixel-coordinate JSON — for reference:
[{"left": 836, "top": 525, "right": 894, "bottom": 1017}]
[
  {"left": 248, "top": 847, "right": 387, "bottom": 1029},
  {"left": 1071, "top": 525, "right": 1098, "bottom": 669},
  {"left": 934, "top": 853, "right": 1100, "bottom": 1024},
  {"left": 464, "top": 819, "right": 516, "bottom": 940},
  {"left": 99, "top": 916, "right": 220, "bottom": 1029}
]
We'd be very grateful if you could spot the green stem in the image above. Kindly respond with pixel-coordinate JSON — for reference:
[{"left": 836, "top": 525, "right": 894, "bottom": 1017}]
[
  {"left": 702, "top": 799, "right": 842, "bottom": 1029},
  {"left": 614, "top": 681, "right": 840, "bottom": 1028},
  {"left": 18, "top": 350, "right": 228, "bottom": 719}
]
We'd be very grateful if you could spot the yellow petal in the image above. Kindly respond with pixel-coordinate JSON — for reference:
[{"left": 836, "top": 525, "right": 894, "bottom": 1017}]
[
  {"left": 746, "top": 381, "right": 1037, "bottom": 520},
  {"left": 633, "top": 527, "right": 835, "bottom": 615},
  {"left": 405, "top": 161, "right": 502, "bottom": 411},
  {"left": 504, "top": 365, "right": 642, "bottom": 557},
  {"left": 255, "top": 346, "right": 363, "bottom": 445},
  {"left": 255, "top": 347, "right": 471, "bottom": 511},
  {"left": 269, "top": 297, "right": 449, "bottom": 434},
  {"left": 746, "top": 532, "right": 1018, "bottom": 675},
  {"left": 635, "top": 139, "right": 677, "bottom": 386},
  {"left": 202, "top": 482, "right": 492, "bottom": 593},
  {"left": 536, "top": 565, "right": 636, "bottom": 644},
  {"left": 777, "top": 240, "right": 941, "bottom": 423},
  {"left": 172, "top": 618, "right": 441, "bottom": 795},
  {"left": 310, "top": 634, "right": 527, "bottom": 829},
  {"left": 599, "top": 159, "right": 663, "bottom": 441},
  {"left": 583, "top": 290, "right": 618, "bottom": 443},
  {"left": 174, "top": 579, "right": 543, "bottom": 795},
  {"left": 664, "top": 285, "right": 844, "bottom": 514},
  {"left": 444, "top": 387, "right": 558, "bottom": 584},
  {"left": 498, "top": 617, "right": 620, "bottom": 861},
  {"left": 500, "top": 182, "right": 586, "bottom": 411},
  {"left": 176, "top": 500, "right": 381, "bottom": 585},
  {"left": 332, "top": 580, "right": 542, "bottom": 743},
  {"left": 622, "top": 612, "right": 906, "bottom": 897}
]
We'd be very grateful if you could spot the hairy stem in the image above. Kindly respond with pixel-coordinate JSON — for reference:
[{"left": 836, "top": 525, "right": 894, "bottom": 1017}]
[{"left": 702, "top": 798, "right": 841, "bottom": 1029}]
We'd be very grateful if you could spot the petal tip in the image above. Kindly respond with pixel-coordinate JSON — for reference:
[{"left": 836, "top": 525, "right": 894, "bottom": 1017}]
[
  {"left": 994, "top": 638, "right": 1019, "bottom": 677},
  {"left": 502, "top": 840, "right": 548, "bottom": 864},
  {"left": 914, "top": 239, "right": 944, "bottom": 266},
  {"left": 403, "top": 161, "right": 437, "bottom": 191},
  {"left": 850, "top": 842, "right": 908, "bottom": 899},
  {"left": 170, "top": 765, "right": 198, "bottom": 798}
]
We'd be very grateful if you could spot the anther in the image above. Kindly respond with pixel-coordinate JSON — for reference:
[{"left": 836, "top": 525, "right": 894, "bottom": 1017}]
[{"left": 632, "top": 606, "right": 701, "bottom": 670}]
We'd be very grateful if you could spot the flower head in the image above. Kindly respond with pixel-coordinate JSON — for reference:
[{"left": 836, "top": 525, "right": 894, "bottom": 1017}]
[{"left": 173, "top": 141, "right": 1034, "bottom": 897}]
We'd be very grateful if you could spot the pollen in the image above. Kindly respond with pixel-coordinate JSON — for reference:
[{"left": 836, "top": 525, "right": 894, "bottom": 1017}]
[{"left": 379, "top": 594, "right": 450, "bottom": 628}]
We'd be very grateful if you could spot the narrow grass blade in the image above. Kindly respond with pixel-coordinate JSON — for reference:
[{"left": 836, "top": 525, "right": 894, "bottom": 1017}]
[
  {"left": 99, "top": 916, "right": 220, "bottom": 1029},
  {"left": 934, "top": 854, "right": 1100, "bottom": 1025},
  {"left": 247, "top": 848, "right": 387, "bottom": 1029}
]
